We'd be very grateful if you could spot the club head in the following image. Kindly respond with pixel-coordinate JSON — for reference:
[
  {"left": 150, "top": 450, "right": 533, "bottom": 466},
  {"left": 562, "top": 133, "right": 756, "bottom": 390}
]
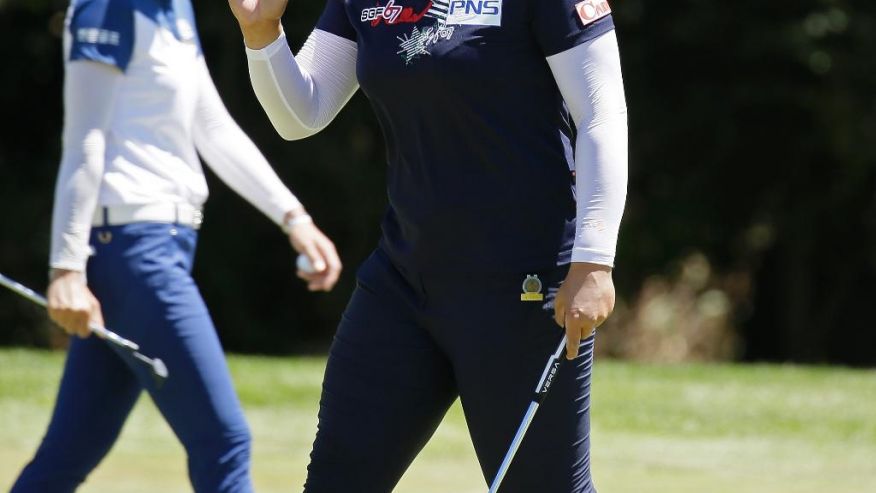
[
  {"left": 133, "top": 350, "right": 169, "bottom": 389},
  {"left": 151, "top": 358, "right": 169, "bottom": 389}
]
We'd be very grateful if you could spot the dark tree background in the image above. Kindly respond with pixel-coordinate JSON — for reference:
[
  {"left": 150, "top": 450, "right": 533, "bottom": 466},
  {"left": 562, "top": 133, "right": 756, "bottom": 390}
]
[{"left": 1, "top": 0, "right": 874, "bottom": 365}]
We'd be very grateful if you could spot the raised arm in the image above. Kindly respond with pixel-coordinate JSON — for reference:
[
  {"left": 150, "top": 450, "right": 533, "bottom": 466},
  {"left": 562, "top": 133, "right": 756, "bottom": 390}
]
[{"left": 229, "top": 0, "right": 358, "bottom": 140}]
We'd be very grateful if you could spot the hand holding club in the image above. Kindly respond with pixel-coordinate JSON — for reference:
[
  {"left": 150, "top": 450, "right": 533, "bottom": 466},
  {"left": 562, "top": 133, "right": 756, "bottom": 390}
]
[
  {"left": 47, "top": 269, "right": 104, "bottom": 339},
  {"left": 553, "top": 262, "right": 615, "bottom": 359}
]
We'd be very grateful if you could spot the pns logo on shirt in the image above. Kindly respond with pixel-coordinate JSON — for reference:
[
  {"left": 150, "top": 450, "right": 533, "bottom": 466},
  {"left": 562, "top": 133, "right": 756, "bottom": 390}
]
[
  {"left": 575, "top": 0, "right": 611, "bottom": 27},
  {"left": 446, "top": 0, "right": 503, "bottom": 26}
]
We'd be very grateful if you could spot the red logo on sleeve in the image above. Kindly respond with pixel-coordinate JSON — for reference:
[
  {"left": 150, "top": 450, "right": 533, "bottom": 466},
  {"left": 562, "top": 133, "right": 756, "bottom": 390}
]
[{"left": 575, "top": 0, "right": 612, "bottom": 27}]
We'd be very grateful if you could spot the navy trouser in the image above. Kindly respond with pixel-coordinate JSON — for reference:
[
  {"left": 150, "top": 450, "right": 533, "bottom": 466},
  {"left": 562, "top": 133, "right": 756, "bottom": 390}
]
[
  {"left": 12, "top": 223, "right": 253, "bottom": 493},
  {"left": 304, "top": 249, "right": 596, "bottom": 493}
]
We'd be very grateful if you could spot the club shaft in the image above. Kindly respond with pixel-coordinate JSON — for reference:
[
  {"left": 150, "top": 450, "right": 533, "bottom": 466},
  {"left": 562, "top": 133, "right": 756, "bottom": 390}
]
[
  {"left": 533, "top": 338, "right": 568, "bottom": 396},
  {"left": 488, "top": 402, "right": 539, "bottom": 493},
  {"left": 488, "top": 337, "right": 568, "bottom": 492},
  {"left": 0, "top": 273, "right": 47, "bottom": 308},
  {"left": 132, "top": 351, "right": 154, "bottom": 366},
  {"left": 0, "top": 273, "right": 139, "bottom": 351}
]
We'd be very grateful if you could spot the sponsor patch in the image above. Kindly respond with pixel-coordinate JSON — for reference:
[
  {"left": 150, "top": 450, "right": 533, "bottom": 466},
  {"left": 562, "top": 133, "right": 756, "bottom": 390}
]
[
  {"left": 445, "top": 0, "right": 503, "bottom": 26},
  {"left": 361, "top": 0, "right": 432, "bottom": 27},
  {"left": 575, "top": 0, "right": 612, "bottom": 27},
  {"left": 76, "top": 28, "right": 121, "bottom": 46}
]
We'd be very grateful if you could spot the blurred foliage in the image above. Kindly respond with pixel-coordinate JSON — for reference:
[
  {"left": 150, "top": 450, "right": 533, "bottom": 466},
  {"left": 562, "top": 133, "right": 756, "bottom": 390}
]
[{"left": 0, "top": 0, "right": 874, "bottom": 364}]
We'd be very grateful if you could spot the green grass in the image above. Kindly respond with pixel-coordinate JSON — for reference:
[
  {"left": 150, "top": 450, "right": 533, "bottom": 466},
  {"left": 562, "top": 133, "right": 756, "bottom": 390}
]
[{"left": 1, "top": 349, "right": 874, "bottom": 492}]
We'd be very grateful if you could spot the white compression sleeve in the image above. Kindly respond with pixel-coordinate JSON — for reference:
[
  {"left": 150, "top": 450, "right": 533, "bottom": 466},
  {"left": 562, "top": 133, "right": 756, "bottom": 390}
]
[
  {"left": 49, "top": 61, "right": 123, "bottom": 271},
  {"left": 547, "top": 30, "right": 629, "bottom": 267},
  {"left": 192, "top": 57, "right": 302, "bottom": 226},
  {"left": 245, "top": 29, "right": 359, "bottom": 141}
]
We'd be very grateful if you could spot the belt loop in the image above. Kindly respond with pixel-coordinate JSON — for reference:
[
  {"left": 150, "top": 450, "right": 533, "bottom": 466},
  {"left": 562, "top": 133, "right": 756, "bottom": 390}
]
[
  {"left": 102, "top": 207, "right": 109, "bottom": 227},
  {"left": 174, "top": 204, "right": 180, "bottom": 226}
]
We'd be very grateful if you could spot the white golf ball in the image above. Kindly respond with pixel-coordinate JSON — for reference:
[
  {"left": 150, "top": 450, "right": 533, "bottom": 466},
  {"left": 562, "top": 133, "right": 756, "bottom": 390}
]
[{"left": 296, "top": 254, "right": 317, "bottom": 274}]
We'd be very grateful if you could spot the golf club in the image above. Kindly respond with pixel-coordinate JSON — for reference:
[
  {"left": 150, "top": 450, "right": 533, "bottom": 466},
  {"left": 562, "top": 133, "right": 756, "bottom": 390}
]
[
  {"left": 488, "top": 336, "right": 568, "bottom": 493},
  {"left": 0, "top": 272, "right": 169, "bottom": 387}
]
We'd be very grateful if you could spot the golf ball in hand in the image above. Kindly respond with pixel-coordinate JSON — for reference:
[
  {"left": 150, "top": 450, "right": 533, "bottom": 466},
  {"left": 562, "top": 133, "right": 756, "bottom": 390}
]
[{"left": 296, "top": 254, "right": 317, "bottom": 274}]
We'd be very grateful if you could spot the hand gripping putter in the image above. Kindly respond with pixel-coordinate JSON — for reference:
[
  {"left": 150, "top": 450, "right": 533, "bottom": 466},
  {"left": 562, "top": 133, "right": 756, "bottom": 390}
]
[
  {"left": 0, "top": 273, "right": 168, "bottom": 388},
  {"left": 488, "top": 336, "right": 568, "bottom": 493}
]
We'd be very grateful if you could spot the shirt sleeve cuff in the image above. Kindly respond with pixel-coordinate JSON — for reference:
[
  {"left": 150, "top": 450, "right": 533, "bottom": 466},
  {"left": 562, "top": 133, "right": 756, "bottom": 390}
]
[
  {"left": 49, "top": 257, "right": 89, "bottom": 273},
  {"left": 245, "top": 30, "right": 288, "bottom": 61},
  {"left": 50, "top": 230, "right": 93, "bottom": 272},
  {"left": 540, "top": 17, "right": 615, "bottom": 58},
  {"left": 571, "top": 248, "right": 615, "bottom": 268},
  {"left": 269, "top": 194, "right": 304, "bottom": 227}
]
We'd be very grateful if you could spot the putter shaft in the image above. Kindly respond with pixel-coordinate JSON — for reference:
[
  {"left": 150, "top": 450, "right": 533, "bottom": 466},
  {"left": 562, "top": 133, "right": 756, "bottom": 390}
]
[{"left": 488, "top": 337, "right": 567, "bottom": 493}]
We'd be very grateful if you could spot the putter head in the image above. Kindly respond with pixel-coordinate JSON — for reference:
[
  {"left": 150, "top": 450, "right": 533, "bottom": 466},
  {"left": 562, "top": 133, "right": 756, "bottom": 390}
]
[
  {"left": 151, "top": 358, "right": 169, "bottom": 389},
  {"left": 131, "top": 351, "right": 168, "bottom": 389}
]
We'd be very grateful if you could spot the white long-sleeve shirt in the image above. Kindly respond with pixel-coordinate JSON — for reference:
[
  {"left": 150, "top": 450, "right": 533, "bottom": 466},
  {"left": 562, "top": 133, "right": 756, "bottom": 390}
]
[{"left": 51, "top": 0, "right": 302, "bottom": 271}]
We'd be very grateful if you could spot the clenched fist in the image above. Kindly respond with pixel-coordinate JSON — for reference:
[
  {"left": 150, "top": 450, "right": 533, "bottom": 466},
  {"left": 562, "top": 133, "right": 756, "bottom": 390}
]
[
  {"left": 228, "top": 0, "right": 290, "bottom": 49},
  {"left": 47, "top": 269, "right": 104, "bottom": 339},
  {"left": 284, "top": 208, "right": 342, "bottom": 292}
]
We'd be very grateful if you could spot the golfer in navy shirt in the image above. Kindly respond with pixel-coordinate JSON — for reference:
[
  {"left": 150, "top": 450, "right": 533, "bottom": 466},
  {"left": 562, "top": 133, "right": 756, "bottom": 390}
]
[{"left": 231, "top": 0, "right": 628, "bottom": 491}]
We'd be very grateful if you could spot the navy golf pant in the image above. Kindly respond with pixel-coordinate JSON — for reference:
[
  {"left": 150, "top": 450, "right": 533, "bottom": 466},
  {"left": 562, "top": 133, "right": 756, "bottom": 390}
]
[
  {"left": 305, "top": 250, "right": 596, "bottom": 493},
  {"left": 11, "top": 223, "right": 253, "bottom": 493}
]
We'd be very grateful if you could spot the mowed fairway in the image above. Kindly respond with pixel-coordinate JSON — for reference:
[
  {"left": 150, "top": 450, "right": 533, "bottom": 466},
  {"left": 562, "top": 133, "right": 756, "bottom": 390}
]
[{"left": 1, "top": 349, "right": 874, "bottom": 493}]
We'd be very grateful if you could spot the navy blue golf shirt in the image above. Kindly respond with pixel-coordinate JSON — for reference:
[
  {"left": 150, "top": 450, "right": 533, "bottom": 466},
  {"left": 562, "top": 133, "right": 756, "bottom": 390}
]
[{"left": 318, "top": 0, "right": 615, "bottom": 273}]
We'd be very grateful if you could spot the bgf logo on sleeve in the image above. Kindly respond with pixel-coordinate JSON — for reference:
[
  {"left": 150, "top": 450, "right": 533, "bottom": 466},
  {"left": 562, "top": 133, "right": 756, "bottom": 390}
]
[
  {"left": 446, "top": 0, "right": 503, "bottom": 26},
  {"left": 575, "top": 0, "right": 611, "bottom": 27}
]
